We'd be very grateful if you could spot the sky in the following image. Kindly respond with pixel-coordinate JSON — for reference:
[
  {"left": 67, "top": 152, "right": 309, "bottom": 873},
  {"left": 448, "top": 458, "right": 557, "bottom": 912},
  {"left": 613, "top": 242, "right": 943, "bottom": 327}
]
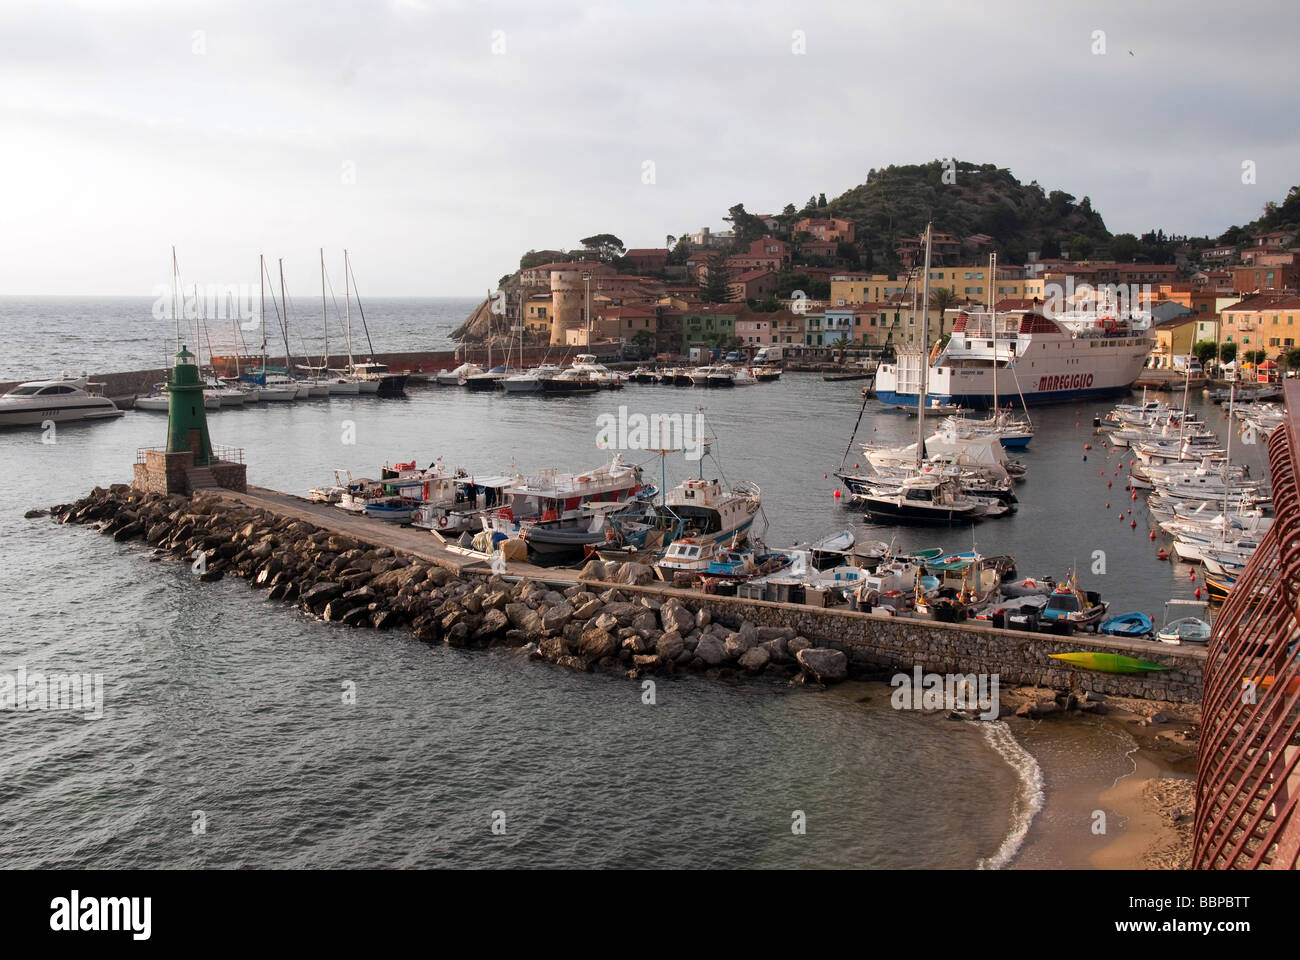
[{"left": 0, "top": 0, "right": 1297, "bottom": 296}]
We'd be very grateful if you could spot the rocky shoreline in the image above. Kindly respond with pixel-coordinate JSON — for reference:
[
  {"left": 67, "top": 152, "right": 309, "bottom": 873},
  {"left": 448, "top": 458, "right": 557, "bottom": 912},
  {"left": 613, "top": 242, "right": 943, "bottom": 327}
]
[{"left": 41, "top": 484, "right": 855, "bottom": 686}]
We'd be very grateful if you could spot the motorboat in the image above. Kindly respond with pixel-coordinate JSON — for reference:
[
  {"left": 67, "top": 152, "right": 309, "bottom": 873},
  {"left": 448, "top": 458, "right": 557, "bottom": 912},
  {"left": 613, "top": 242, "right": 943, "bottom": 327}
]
[
  {"left": 502, "top": 364, "right": 562, "bottom": 393},
  {"left": 1157, "top": 604, "right": 1212, "bottom": 645},
  {"left": 539, "top": 367, "right": 601, "bottom": 393},
  {"left": 858, "top": 474, "right": 986, "bottom": 525},
  {"left": 435, "top": 362, "right": 484, "bottom": 386},
  {"left": 133, "top": 383, "right": 171, "bottom": 412},
  {"left": 0, "top": 375, "right": 123, "bottom": 426}
]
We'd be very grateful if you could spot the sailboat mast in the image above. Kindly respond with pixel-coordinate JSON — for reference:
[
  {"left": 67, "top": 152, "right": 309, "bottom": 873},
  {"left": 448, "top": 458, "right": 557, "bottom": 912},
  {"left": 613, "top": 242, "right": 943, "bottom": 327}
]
[
  {"left": 344, "top": 249, "right": 354, "bottom": 368},
  {"left": 988, "top": 252, "right": 998, "bottom": 412},
  {"left": 916, "top": 222, "right": 933, "bottom": 470},
  {"left": 320, "top": 248, "right": 329, "bottom": 369},
  {"left": 171, "top": 245, "right": 181, "bottom": 354},
  {"left": 260, "top": 254, "right": 267, "bottom": 375},
  {"left": 279, "top": 258, "right": 293, "bottom": 370}
]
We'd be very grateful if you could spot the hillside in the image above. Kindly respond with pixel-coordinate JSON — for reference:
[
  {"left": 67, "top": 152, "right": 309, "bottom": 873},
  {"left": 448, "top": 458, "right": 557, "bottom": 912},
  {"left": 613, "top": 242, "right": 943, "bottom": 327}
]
[{"left": 825, "top": 159, "right": 1111, "bottom": 269}]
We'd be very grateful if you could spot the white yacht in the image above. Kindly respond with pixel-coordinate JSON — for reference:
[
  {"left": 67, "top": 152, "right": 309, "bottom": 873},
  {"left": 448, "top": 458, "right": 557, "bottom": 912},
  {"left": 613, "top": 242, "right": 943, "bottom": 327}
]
[
  {"left": 570, "top": 354, "right": 622, "bottom": 389},
  {"left": 0, "top": 375, "right": 123, "bottom": 427},
  {"left": 502, "top": 364, "right": 562, "bottom": 394}
]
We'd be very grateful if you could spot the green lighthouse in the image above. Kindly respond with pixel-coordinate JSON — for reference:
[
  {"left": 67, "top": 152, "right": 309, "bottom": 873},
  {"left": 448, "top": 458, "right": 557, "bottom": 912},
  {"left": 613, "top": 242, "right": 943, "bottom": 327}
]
[{"left": 166, "top": 345, "right": 214, "bottom": 465}]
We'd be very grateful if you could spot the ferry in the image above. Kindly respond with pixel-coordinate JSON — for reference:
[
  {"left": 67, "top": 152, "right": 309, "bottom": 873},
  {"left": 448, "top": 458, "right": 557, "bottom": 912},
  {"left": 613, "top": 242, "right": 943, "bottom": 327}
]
[{"left": 874, "top": 306, "right": 1152, "bottom": 409}]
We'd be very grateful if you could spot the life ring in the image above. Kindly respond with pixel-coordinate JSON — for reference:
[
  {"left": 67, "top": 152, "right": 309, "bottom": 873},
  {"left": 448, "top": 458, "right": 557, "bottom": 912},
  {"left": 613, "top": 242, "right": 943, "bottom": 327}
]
[
  {"left": 437, "top": 515, "right": 449, "bottom": 528},
  {"left": 1022, "top": 579, "right": 1035, "bottom": 588}
]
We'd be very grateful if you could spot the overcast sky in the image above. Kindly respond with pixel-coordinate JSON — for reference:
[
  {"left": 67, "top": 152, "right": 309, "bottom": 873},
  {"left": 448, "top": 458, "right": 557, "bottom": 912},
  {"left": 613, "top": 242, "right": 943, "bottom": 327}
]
[{"left": 1, "top": 0, "right": 1296, "bottom": 296}]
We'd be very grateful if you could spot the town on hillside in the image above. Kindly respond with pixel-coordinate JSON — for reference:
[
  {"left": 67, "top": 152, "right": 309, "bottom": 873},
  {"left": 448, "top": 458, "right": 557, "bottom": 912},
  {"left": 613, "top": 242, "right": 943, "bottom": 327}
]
[{"left": 458, "top": 178, "right": 1300, "bottom": 376}]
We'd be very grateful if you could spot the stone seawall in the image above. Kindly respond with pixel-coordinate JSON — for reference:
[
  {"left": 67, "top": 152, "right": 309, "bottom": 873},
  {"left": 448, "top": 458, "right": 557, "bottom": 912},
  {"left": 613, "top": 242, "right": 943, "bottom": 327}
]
[
  {"left": 564, "top": 582, "right": 1203, "bottom": 703},
  {"left": 40, "top": 484, "right": 1204, "bottom": 706}
]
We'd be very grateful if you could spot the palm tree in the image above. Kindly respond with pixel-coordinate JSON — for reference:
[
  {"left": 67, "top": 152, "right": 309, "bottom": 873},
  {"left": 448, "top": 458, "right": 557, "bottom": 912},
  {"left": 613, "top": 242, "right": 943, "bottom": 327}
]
[{"left": 928, "top": 286, "right": 958, "bottom": 338}]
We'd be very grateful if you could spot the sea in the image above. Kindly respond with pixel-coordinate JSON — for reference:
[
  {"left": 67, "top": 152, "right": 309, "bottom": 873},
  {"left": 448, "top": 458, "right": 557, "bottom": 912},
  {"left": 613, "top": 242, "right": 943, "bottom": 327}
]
[{"left": 1, "top": 296, "right": 1251, "bottom": 868}]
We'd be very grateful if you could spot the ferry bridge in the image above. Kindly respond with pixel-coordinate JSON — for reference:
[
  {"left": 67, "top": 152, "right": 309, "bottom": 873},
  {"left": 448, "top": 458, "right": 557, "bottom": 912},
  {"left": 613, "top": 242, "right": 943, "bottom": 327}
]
[{"left": 1194, "top": 379, "right": 1300, "bottom": 869}]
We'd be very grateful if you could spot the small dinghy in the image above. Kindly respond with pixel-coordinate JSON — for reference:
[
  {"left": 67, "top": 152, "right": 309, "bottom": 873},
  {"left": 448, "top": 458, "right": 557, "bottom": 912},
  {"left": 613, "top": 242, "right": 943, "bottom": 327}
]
[
  {"left": 1156, "top": 599, "right": 1212, "bottom": 645},
  {"left": 1099, "top": 612, "right": 1155, "bottom": 639},
  {"left": 1157, "top": 617, "right": 1212, "bottom": 645}
]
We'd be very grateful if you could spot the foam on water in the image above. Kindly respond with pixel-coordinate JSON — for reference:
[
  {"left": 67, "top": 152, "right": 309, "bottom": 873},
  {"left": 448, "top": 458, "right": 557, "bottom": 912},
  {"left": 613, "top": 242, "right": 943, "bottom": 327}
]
[{"left": 974, "top": 720, "right": 1045, "bottom": 870}]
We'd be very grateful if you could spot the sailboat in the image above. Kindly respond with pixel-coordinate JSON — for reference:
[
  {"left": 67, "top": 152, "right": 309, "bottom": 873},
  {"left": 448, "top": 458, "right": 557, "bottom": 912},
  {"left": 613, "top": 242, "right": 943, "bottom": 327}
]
[
  {"left": 943, "top": 254, "right": 1033, "bottom": 447},
  {"left": 855, "top": 224, "right": 987, "bottom": 525}
]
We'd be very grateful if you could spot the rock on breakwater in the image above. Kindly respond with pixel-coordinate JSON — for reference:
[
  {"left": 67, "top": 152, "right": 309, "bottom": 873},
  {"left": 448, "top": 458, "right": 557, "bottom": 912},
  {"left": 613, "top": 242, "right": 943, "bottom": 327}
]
[{"left": 46, "top": 485, "right": 849, "bottom": 687}]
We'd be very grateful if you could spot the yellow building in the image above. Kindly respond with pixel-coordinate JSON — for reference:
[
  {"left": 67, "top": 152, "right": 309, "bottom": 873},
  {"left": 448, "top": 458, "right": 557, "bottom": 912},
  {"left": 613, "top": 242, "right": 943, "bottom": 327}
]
[
  {"left": 1150, "top": 316, "right": 1198, "bottom": 368},
  {"left": 831, "top": 269, "right": 1044, "bottom": 310}
]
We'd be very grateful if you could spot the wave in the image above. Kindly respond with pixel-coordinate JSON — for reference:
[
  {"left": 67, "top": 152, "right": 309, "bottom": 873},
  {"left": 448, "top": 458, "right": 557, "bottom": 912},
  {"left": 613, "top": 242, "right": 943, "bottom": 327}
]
[{"left": 973, "top": 720, "right": 1045, "bottom": 870}]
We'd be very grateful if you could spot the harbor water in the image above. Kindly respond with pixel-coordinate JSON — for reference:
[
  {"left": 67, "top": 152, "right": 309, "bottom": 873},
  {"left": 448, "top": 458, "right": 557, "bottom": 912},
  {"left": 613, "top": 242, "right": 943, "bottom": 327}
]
[{"left": 1, "top": 297, "right": 1248, "bottom": 868}]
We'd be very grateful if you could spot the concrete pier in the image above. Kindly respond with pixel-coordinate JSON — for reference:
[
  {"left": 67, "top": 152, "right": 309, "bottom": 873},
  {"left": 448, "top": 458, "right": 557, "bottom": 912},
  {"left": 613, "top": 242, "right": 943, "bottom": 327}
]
[{"left": 206, "top": 485, "right": 1205, "bottom": 702}]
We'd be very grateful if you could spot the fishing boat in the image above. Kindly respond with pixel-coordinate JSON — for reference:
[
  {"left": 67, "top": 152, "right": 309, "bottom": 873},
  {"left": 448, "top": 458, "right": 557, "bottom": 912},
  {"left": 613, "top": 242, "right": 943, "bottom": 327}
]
[
  {"left": 627, "top": 366, "right": 659, "bottom": 384},
  {"left": 653, "top": 477, "right": 762, "bottom": 580},
  {"left": 361, "top": 496, "right": 421, "bottom": 523},
  {"left": 698, "top": 547, "right": 793, "bottom": 583},
  {"left": 1049, "top": 652, "right": 1170, "bottom": 674},
  {"left": 1099, "top": 612, "right": 1155, "bottom": 639},
  {"left": 519, "top": 502, "right": 640, "bottom": 563},
  {"left": 483, "top": 454, "right": 648, "bottom": 537},
  {"left": 1204, "top": 575, "right": 1234, "bottom": 605},
  {"left": 1041, "top": 575, "right": 1109, "bottom": 632},
  {"left": 754, "top": 367, "right": 781, "bottom": 382},
  {"left": 0, "top": 375, "right": 123, "bottom": 426},
  {"left": 731, "top": 367, "right": 758, "bottom": 387},
  {"left": 308, "top": 469, "right": 353, "bottom": 503}
]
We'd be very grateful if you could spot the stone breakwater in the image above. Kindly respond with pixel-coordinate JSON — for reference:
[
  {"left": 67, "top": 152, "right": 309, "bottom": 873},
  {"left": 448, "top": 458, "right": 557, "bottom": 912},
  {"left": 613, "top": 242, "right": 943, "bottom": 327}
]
[
  {"left": 42, "top": 485, "right": 852, "bottom": 688},
  {"left": 39, "top": 484, "right": 1206, "bottom": 706}
]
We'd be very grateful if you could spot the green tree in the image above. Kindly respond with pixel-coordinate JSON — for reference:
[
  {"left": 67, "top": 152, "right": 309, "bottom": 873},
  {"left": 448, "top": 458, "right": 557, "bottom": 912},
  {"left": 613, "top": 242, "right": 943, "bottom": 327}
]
[
  {"left": 630, "top": 329, "right": 656, "bottom": 357},
  {"left": 725, "top": 203, "right": 766, "bottom": 246},
  {"left": 1219, "top": 342, "right": 1238, "bottom": 363},
  {"left": 1069, "top": 234, "right": 1095, "bottom": 259},
  {"left": 1285, "top": 347, "right": 1300, "bottom": 370},
  {"left": 817, "top": 193, "right": 828, "bottom": 208},
  {"left": 1245, "top": 349, "right": 1269, "bottom": 365},
  {"left": 1109, "top": 233, "right": 1140, "bottom": 261},
  {"left": 580, "top": 233, "right": 625, "bottom": 261},
  {"left": 700, "top": 265, "right": 733, "bottom": 303},
  {"left": 1193, "top": 340, "right": 1218, "bottom": 365},
  {"left": 929, "top": 286, "right": 957, "bottom": 336},
  {"left": 667, "top": 235, "right": 692, "bottom": 266}
]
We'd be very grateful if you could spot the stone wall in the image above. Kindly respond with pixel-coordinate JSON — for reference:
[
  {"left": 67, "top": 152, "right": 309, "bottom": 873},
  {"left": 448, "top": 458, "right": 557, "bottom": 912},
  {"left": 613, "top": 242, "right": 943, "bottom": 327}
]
[
  {"left": 208, "top": 461, "right": 248, "bottom": 493},
  {"left": 132, "top": 450, "right": 194, "bottom": 495},
  {"left": 564, "top": 578, "right": 1204, "bottom": 702}
]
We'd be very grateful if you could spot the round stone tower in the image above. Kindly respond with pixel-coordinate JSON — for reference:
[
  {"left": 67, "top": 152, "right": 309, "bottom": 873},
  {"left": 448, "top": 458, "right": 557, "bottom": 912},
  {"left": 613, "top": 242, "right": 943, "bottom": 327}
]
[{"left": 549, "top": 268, "right": 589, "bottom": 345}]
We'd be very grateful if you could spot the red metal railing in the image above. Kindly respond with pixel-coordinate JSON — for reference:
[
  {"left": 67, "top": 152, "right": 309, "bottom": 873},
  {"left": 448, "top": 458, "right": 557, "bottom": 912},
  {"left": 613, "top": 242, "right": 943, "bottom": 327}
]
[{"left": 1194, "top": 380, "right": 1300, "bottom": 869}]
